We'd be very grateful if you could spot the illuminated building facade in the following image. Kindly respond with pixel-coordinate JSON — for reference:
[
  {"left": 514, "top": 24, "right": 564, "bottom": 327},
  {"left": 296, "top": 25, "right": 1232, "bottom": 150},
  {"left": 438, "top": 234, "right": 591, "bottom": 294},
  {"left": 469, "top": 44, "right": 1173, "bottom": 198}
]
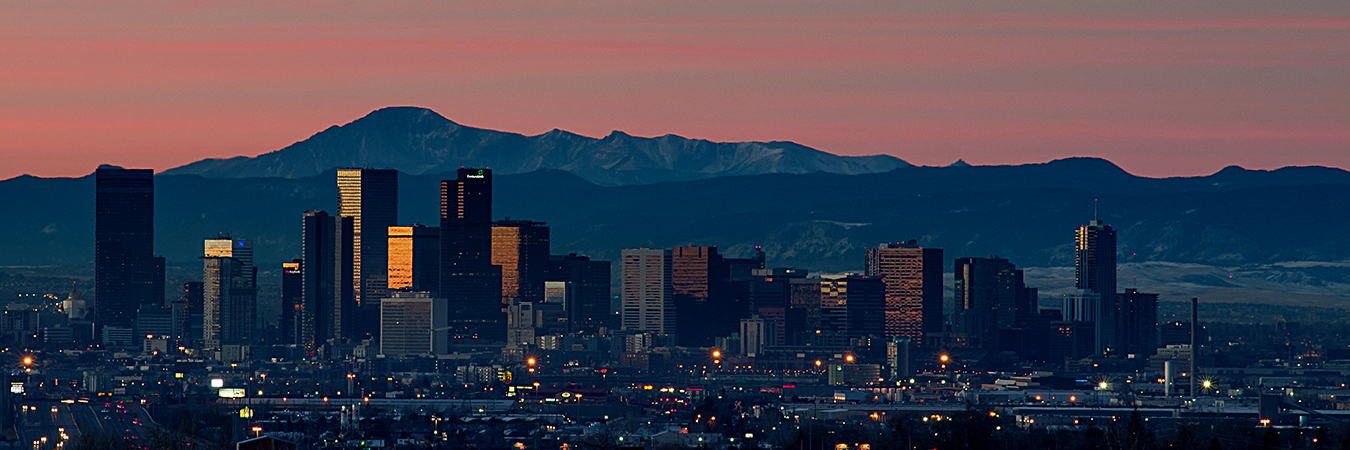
[
  {"left": 201, "top": 237, "right": 257, "bottom": 351},
  {"left": 672, "top": 246, "right": 727, "bottom": 346},
  {"left": 491, "top": 220, "right": 550, "bottom": 303},
  {"left": 865, "top": 240, "right": 943, "bottom": 343},
  {"left": 336, "top": 168, "right": 398, "bottom": 308},
  {"left": 387, "top": 224, "right": 439, "bottom": 293}
]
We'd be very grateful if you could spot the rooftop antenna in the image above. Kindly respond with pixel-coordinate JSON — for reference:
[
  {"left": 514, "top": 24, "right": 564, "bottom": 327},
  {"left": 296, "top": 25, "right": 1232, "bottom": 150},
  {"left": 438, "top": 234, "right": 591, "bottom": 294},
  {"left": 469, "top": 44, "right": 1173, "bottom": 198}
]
[{"left": 1094, "top": 199, "right": 1099, "bottom": 221}]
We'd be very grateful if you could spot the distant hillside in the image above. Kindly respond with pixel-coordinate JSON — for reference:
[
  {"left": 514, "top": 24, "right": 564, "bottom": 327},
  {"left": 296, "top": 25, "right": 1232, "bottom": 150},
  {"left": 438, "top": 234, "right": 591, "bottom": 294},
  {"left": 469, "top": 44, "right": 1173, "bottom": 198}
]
[
  {"left": 6, "top": 158, "right": 1350, "bottom": 278},
  {"left": 161, "top": 106, "right": 909, "bottom": 186}
]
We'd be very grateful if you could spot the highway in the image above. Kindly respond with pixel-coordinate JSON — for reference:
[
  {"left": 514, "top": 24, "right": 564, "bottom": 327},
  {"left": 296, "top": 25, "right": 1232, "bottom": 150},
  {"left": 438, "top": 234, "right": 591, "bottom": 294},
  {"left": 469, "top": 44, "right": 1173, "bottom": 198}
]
[{"left": 16, "top": 400, "right": 152, "bottom": 449}]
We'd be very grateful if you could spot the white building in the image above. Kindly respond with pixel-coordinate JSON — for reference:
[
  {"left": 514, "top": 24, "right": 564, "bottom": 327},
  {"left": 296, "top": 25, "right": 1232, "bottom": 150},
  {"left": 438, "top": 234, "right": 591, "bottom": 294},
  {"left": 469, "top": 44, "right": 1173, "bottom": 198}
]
[{"left": 620, "top": 249, "right": 674, "bottom": 334}]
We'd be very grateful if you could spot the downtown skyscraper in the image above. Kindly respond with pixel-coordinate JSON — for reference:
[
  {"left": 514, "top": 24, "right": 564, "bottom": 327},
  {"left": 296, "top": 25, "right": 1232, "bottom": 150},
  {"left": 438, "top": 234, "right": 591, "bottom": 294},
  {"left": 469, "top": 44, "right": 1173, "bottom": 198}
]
[
  {"left": 491, "top": 220, "right": 550, "bottom": 303},
  {"left": 621, "top": 248, "right": 674, "bottom": 335},
  {"left": 94, "top": 167, "right": 165, "bottom": 342},
  {"left": 387, "top": 224, "right": 439, "bottom": 293},
  {"left": 301, "top": 210, "right": 354, "bottom": 351},
  {"left": 201, "top": 237, "right": 257, "bottom": 351},
  {"left": 865, "top": 240, "right": 942, "bottom": 344},
  {"left": 440, "top": 168, "right": 504, "bottom": 341},
  {"left": 1076, "top": 219, "right": 1118, "bottom": 350},
  {"left": 337, "top": 168, "right": 398, "bottom": 309}
]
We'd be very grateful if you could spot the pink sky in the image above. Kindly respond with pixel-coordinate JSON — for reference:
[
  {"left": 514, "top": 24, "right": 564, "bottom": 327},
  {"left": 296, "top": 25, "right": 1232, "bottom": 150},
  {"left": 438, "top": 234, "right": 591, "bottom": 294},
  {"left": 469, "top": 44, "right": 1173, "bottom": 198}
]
[{"left": 2, "top": 1, "right": 1348, "bottom": 179}]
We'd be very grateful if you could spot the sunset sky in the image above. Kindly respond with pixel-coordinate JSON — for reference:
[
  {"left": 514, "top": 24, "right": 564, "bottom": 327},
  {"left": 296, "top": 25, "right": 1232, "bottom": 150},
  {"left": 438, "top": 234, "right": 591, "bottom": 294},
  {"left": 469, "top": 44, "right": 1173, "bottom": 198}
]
[{"left": 3, "top": 1, "right": 1348, "bottom": 179}]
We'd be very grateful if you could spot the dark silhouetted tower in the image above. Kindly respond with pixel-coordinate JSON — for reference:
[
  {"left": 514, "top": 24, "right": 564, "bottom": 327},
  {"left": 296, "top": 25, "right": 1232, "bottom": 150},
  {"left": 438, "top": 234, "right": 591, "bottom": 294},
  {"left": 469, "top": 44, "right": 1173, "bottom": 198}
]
[
  {"left": 955, "top": 256, "right": 1018, "bottom": 350},
  {"left": 95, "top": 167, "right": 164, "bottom": 341},
  {"left": 546, "top": 253, "right": 612, "bottom": 334},
  {"left": 440, "top": 168, "right": 504, "bottom": 341},
  {"left": 1076, "top": 219, "right": 1117, "bottom": 348},
  {"left": 280, "top": 259, "right": 303, "bottom": 345},
  {"left": 301, "top": 210, "right": 354, "bottom": 351}
]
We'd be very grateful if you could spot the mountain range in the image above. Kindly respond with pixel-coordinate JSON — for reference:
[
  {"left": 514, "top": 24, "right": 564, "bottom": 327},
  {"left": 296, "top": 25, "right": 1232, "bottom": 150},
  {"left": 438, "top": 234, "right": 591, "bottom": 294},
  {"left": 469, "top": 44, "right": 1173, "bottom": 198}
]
[
  {"left": 5, "top": 106, "right": 1350, "bottom": 303},
  {"left": 5, "top": 158, "right": 1350, "bottom": 281},
  {"left": 162, "top": 106, "right": 909, "bottom": 186}
]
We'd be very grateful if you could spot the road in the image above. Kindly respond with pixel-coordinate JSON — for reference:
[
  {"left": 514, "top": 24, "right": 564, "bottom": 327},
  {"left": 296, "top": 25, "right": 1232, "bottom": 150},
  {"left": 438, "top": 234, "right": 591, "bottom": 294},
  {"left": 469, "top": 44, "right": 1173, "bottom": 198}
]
[{"left": 16, "top": 400, "right": 152, "bottom": 450}]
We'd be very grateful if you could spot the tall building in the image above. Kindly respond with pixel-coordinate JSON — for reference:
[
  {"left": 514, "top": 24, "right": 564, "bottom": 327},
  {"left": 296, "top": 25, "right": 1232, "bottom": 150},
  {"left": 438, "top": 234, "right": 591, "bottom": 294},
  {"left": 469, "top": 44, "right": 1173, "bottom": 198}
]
[
  {"left": 300, "top": 210, "right": 355, "bottom": 351},
  {"left": 819, "top": 275, "right": 885, "bottom": 339},
  {"left": 1062, "top": 289, "right": 1105, "bottom": 354},
  {"left": 280, "top": 259, "right": 303, "bottom": 345},
  {"left": 181, "top": 282, "right": 204, "bottom": 346},
  {"left": 337, "top": 168, "right": 399, "bottom": 308},
  {"left": 1076, "top": 219, "right": 1117, "bottom": 349},
  {"left": 440, "top": 168, "right": 504, "bottom": 341},
  {"left": 379, "top": 291, "right": 448, "bottom": 358},
  {"left": 94, "top": 167, "right": 164, "bottom": 341},
  {"left": 201, "top": 238, "right": 257, "bottom": 351},
  {"left": 865, "top": 240, "right": 943, "bottom": 343},
  {"left": 387, "top": 225, "right": 439, "bottom": 293},
  {"left": 621, "top": 248, "right": 674, "bottom": 334},
  {"left": 955, "top": 256, "right": 1018, "bottom": 350},
  {"left": 1114, "top": 288, "right": 1158, "bottom": 356},
  {"left": 672, "top": 246, "right": 728, "bottom": 346},
  {"left": 739, "top": 315, "right": 774, "bottom": 357},
  {"left": 492, "top": 220, "right": 550, "bottom": 303},
  {"left": 546, "top": 253, "right": 612, "bottom": 334}
]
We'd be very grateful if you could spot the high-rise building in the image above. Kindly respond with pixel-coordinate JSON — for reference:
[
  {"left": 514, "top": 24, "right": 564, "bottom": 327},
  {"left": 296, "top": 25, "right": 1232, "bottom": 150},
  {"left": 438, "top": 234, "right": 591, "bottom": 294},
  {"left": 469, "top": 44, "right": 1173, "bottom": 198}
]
[
  {"left": 1075, "top": 220, "right": 1117, "bottom": 297},
  {"left": 94, "top": 167, "right": 164, "bottom": 341},
  {"left": 1062, "top": 289, "right": 1105, "bottom": 354},
  {"left": 492, "top": 220, "right": 550, "bottom": 303},
  {"left": 819, "top": 275, "right": 885, "bottom": 339},
  {"left": 1114, "top": 289, "right": 1158, "bottom": 356},
  {"left": 181, "top": 281, "right": 204, "bottom": 346},
  {"left": 337, "top": 168, "right": 399, "bottom": 308},
  {"left": 739, "top": 315, "right": 774, "bottom": 357},
  {"left": 672, "top": 246, "right": 729, "bottom": 346},
  {"left": 865, "top": 240, "right": 943, "bottom": 343},
  {"left": 280, "top": 259, "right": 303, "bottom": 345},
  {"left": 440, "top": 168, "right": 504, "bottom": 341},
  {"left": 379, "top": 291, "right": 448, "bottom": 358},
  {"left": 387, "top": 225, "right": 439, "bottom": 293},
  {"left": 621, "top": 248, "right": 674, "bottom": 335},
  {"left": 787, "top": 277, "right": 822, "bottom": 344},
  {"left": 201, "top": 238, "right": 257, "bottom": 351},
  {"left": 546, "top": 253, "right": 612, "bottom": 334},
  {"left": 955, "top": 256, "right": 1018, "bottom": 349},
  {"left": 301, "top": 210, "right": 355, "bottom": 351},
  {"left": 1076, "top": 219, "right": 1117, "bottom": 349}
]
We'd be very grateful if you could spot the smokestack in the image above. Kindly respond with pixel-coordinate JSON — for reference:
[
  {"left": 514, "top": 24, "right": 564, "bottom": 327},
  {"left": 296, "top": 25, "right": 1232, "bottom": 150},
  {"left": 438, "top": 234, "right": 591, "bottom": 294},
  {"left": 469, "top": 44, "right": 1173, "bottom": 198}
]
[{"left": 1190, "top": 297, "right": 1198, "bottom": 397}]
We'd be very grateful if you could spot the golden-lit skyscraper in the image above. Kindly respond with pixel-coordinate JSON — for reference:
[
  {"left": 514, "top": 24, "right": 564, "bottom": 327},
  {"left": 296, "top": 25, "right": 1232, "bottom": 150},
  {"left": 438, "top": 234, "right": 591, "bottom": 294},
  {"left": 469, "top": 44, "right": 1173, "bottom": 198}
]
[
  {"left": 337, "top": 168, "right": 399, "bottom": 309},
  {"left": 865, "top": 240, "right": 943, "bottom": 343},
  {"left": 201, "top": 237, "right": 256, "bottom": 351},
  {"left": 491, "top": 220, "right": 550, "bottom": 303},
  {"left": 387, "top": 224, "right": 440, "bottom": 293}
]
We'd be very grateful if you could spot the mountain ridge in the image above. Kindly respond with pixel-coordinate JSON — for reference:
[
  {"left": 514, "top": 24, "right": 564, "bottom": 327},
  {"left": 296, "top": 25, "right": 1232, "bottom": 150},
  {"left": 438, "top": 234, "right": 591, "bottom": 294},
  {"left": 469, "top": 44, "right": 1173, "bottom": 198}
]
[
  {"left": 161, "top": 106, "right": 911, "bottom": 186},
  {"left": 6, "top": 158, "right": 1350, "bottom": 274}
]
